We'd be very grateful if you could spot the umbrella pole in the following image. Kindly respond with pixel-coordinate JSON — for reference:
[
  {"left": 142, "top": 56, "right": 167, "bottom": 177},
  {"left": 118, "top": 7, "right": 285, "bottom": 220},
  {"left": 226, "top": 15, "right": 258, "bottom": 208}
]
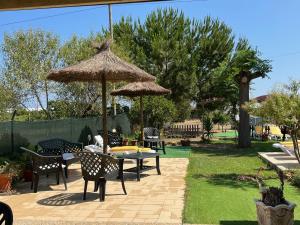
[
  {"left": 102, "top": 76, "right": 108, "bottom": 154},
  {"left": 140, "top": 96, "right": 144, "bottom": 144}
]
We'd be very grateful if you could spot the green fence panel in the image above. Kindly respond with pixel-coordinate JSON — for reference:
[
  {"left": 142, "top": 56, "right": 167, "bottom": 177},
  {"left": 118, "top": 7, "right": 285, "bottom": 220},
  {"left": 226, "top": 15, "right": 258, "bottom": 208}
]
[{"left": 0, "top": 113, "right": 131, "bottom": 155}]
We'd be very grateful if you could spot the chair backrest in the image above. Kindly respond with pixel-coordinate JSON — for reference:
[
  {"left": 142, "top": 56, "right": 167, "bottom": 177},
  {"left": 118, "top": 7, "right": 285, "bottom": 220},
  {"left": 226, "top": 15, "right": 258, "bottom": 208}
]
[
  {"left": 0, "top": 201, "right": 13, "bottom": 225},
  {"left": 97, "top": 130, "right": 122, "bottom": 147},
  {"left": 21, "top": 147, "right": 62, "bottom": 174},
  {"left": 37, "top": 138, "right": 65, "bottom": 155},
  {"left": 143, "top": 127, "right": 160, "bottom": 139},
  {"left": 38, "top": 138, "right": 83, "bottom": 155},
  {"left": 78, "top": 152, "right": 119, "bottom": 180},
  {"left": 64, "top": 141, "right": 83, "bottom": 154}
]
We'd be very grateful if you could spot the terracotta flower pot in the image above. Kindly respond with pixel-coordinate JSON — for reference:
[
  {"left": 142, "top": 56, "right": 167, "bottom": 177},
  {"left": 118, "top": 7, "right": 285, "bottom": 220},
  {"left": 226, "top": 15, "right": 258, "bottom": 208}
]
[
  {"left": 23, "top": 169, "right": 33, "bottom": 182},
  {"left": 122, "top": 139, "right": 129, "bottom": 146},
  {"left": 131, "top": 140, "right": 138, "bottom": 146},
  {"left": 255, "top": 200, "right": 296, "bottom": 225},
  {"left": 0, "top": 174, "right": 12, "bottom": 192},
  {"left": 181, "top": 139, "right": 190, "bottom": 146}
]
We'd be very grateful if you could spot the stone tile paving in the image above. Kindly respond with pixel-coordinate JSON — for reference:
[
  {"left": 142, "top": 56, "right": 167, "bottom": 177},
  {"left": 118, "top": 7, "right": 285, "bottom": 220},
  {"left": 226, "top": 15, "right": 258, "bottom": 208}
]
[{"left": 0, "top": 158, "right": 188, "bottom": 225}]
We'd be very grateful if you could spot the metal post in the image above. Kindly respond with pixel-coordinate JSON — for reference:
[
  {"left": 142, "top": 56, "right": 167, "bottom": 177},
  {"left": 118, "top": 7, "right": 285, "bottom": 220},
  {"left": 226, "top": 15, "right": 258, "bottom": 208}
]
[
  {"left": 11, "top": 110, "right": 17, "bottom": 154},
  {"left": 140, "top": 96, "right": 144, "bottom": 142},
  {"left": 102, "top": 76, "right": 108, "bottom": 154},
  {"left": 108, "top": 4, "right": 117, "bottom": 117}
]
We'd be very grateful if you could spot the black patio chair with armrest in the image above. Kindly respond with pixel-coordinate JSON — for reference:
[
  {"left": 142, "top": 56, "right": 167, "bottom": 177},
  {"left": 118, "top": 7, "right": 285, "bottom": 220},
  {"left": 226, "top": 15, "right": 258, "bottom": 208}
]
[
  {"left": 78, "top": 151, "right": 126, "bottom": 202},
  {"left": 98, "top": 130, "right": 123, "bottom": 147},
  {"left": 0, "top": 201, "right": 13, "bottom": 225},
  {"left": 37, "top": 138, "right": 83, "bottom": 178},
  {"left": 20, "top": 147, "right": 67, "bottom": 193},
  {"left": 143, "top": 127, "right": 166, "bottom": 154}
]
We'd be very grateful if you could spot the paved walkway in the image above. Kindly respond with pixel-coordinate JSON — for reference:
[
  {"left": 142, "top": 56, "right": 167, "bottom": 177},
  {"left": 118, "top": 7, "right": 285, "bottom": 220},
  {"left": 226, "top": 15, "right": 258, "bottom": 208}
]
[
  {"left": 259, "top": 152, "right": 300, "bottom": 171},
  {"left": 0, "top": 158, "right": 188, "bottom": 225}
]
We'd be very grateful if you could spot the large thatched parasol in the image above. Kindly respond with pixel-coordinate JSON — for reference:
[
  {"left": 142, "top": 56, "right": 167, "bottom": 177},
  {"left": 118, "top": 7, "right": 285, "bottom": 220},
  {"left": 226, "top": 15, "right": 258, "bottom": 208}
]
[
  {"left": 111, "top": 81, "right": 171, "bottom": 141},
  {"left": 47, "top": 41, "right": 155, "bottom": 153}
]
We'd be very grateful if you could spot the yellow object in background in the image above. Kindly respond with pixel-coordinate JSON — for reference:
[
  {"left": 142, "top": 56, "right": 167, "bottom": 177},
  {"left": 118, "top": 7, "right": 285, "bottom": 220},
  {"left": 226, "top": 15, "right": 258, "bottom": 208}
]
[
  {"left": 269, "top": 125, "right": 283, "bottom": 137},
  {"left": 111, "top": 146, "right": 152, "bottom": 152},
  {"left": 255, "top": 126, "right": 263, "bottom": 135}
]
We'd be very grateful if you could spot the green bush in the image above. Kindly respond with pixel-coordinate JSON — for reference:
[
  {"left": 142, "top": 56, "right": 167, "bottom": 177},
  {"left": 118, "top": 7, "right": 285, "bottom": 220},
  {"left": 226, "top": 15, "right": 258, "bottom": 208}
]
[
  {"left": 291, "top": 171, "right": 300, "bottom": 188},
  {"left": 203, "top": 114, "right": 214, "bottom": 141},
  {"left": 129, "top": 96, "right": 177, "bottom": 129}
]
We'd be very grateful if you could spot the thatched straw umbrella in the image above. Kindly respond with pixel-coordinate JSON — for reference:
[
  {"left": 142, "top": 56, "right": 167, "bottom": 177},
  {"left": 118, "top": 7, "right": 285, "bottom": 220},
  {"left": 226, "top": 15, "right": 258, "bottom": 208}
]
[
  {"left": 111, "top": 81, "right": 171, "bottom": 141},
  {"left": 47, "top": 41, "right": 155, "bottom": 153}
]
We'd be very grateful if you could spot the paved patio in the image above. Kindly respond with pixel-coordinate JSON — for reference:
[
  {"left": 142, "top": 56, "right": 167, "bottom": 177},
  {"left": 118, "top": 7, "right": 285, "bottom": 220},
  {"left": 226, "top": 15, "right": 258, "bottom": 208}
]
[{"left": 0, "top": 158, "right": 188, "bottom": 225}]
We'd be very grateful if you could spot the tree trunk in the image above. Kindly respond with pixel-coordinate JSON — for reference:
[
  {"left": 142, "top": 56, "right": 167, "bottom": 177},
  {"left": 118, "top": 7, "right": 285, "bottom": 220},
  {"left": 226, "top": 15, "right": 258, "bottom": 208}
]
[
  {"left": 102, "top": 77, "right": 108, "bottom": 154},
  {"left": 140, "top": 96, "right": 144, "bottom": 142},
  {"left": 238, "top": 73, "right": 251, "bottom": 148},
  {"left": 291, "top": 130, "right": 300, "bottom": 164}
]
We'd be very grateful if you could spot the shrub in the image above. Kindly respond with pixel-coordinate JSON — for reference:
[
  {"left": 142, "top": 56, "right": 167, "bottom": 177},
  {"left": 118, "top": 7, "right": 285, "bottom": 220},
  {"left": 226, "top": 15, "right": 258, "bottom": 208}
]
[
  {"left": 129, "top": 96, "right": 177, "bottom": 129},
  {"left": 290, "top": 171, "right": 300, "bottom": 188}
]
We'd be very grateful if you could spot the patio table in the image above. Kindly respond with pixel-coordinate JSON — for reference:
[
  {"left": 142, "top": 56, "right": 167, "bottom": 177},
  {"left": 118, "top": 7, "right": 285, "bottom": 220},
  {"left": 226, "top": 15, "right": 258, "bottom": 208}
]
[{"left": 117, "top": 152, "right": 161, "bottom": 181}]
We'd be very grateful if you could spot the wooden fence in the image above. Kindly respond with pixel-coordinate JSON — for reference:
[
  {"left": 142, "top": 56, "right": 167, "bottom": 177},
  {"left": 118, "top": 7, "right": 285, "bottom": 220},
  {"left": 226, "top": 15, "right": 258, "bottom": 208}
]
[{"left": 163, "top": 124, "right": 201, "bottom": 138}]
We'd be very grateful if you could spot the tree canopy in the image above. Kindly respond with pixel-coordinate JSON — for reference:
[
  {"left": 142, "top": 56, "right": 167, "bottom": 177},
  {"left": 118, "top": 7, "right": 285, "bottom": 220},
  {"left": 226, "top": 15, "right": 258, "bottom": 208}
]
[
  {"left": 1, "top": 30, "right": 59, "bottom": 119},
  {"left": 0, "top": 7, "right": 272, "bottom": 138}
]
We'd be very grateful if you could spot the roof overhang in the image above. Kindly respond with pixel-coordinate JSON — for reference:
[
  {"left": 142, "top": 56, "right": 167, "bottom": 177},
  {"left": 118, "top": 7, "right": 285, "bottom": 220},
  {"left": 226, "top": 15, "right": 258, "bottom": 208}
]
[{"left": 0, "top": 0, "right": 165, "bottom": 11}]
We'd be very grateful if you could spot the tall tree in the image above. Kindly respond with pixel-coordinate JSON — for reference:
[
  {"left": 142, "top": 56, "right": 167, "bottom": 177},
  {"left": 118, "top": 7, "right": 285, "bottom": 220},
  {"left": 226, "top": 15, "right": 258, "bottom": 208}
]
[
  {"left": 232, "top": 39, "right": 272, "bottom": 147},
  {"left": 114, "top": 8, "right": 196, "bottom": 120},
  {"left": 193, "top": 16, "right": 235, "bottom": 112},
  {"left": 0, "top": 84, "right": 15, "bottom": 120},
  {"left": 1, "top": 29, "right": 59, "bottom": 119}
]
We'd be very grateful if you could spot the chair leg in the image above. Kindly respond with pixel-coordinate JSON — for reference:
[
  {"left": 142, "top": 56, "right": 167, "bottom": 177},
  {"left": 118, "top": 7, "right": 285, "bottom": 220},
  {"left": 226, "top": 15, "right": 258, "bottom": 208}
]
[
  {"left": 33, "top": 174, "right": 39, "bottom": 193},
  {"left": 30, "top": 174, "right": 34, "bottom": 190},
  {"left": 83, "top": 180, "right": 88, "bottom": 200},
  {"left": 61, "top": 168, "right": 67, "bottom": 190},
  {"left": 56, "top": 172, "right": 60, "bottom": 185},
  {"left": 94, "top": 181, "right": 99, "bottom": 192},
  {"left": 64, "top": 165, "right": 68, "bottom": 179},
  {"left": 162, "top": 141, "right": 166, "bottom": 155},
  {"left": 99, "top": 178, "right": 106, "bottom": 202},
  {"left": 120, "top": 176, "right": 127, "bottom": 195}
]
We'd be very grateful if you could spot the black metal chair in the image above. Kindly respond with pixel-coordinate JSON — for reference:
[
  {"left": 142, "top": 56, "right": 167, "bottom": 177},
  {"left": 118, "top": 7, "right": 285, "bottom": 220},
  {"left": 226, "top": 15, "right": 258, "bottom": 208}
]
[
  {"left": 20, "top": 147, "right": 67, "bottom": 193},
  {"left": 37, "top": 138, "right": 83, "bottom": 178},
  {"left": 0, "top": 202, "right": 13, "bottom": 225},
  {"left": 143, "top": 127, "right": 166, "bottom": 154},
  {"left": 98, "top": 130, "right": 123, "bottom": 147},
  {"left": 78, "top": 151, "right": 126, "bottom": 202}
]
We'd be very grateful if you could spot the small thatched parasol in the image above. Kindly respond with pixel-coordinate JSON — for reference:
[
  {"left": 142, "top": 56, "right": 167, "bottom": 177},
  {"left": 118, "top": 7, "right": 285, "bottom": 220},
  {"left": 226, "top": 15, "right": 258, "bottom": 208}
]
[
  {"left": 47, "top": 41, "right": 155, "bottom": 153},
  {"left": 111, "top": 81, "right": 171, "bottom": 141}
]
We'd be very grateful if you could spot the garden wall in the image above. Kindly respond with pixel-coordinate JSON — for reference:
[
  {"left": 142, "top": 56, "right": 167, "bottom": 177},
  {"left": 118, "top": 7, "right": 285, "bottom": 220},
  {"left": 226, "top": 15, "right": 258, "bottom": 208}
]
[{"left": 0, "top": 113, "right": 131, "bottom": 155}]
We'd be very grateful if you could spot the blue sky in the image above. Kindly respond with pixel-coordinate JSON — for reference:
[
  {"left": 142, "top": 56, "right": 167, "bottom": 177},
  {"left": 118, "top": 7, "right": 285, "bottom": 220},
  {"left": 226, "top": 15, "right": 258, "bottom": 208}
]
[{"left": 0, "top": 0, "right": 299, "bottom": 98}]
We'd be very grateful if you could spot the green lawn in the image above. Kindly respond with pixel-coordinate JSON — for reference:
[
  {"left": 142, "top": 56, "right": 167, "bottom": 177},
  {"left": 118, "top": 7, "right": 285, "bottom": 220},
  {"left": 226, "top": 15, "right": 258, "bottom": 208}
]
[
  {"left": 183, "top": 141, "right": 300, "bottom": 225},
  {"left": 213, "top": 130, "right": 237, "bottom": 138},
  {"left": 160, "top": 146, "right": 191, "bottom": 158}
]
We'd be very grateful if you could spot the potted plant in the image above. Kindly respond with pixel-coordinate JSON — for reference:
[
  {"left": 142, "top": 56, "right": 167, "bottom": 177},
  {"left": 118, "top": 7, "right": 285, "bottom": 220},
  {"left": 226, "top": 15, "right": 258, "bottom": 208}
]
[
  {"left": 122, "top": 138, "right": 129, "bottom": 146},
  {"left": 0, "top": 160, "right": 22, "bottom": 192},
  {"left": 131, "top": 139, "right": 138, "bottom": 146},
  {"left": 22, "top": 162, "right": 32, "bottom": 182},
  {"left": 131, "top": 130, "right": 140, "bottom": 146},
  {"left": 0, "top": 161, "right": 12, "bottom": 192},
  {"left": 180, "top": 139, "right": 190, "bottom": 146},
  {"left": 255, "top": 169, "right": 296, "bottom": 225}
]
